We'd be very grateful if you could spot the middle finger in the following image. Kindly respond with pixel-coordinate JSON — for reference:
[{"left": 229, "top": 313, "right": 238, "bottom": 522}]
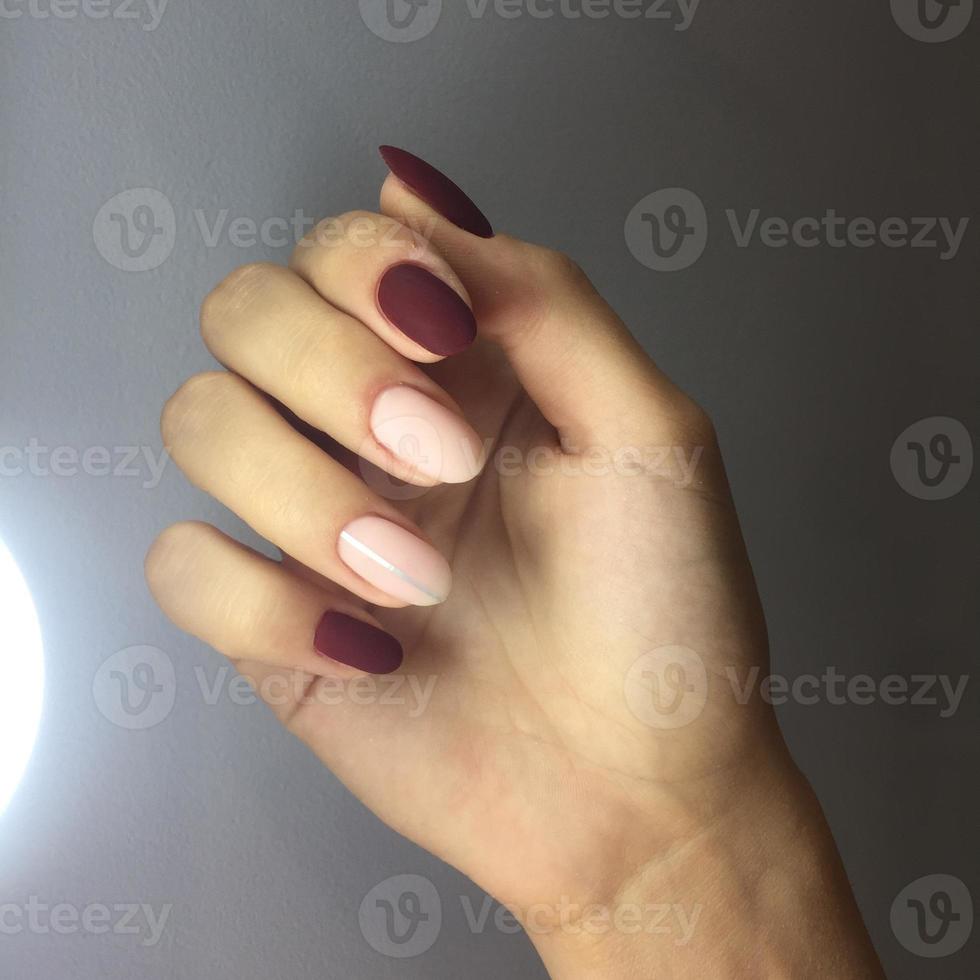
[{"left": 200, "top": 262, "right": 485, "bottom": 486}]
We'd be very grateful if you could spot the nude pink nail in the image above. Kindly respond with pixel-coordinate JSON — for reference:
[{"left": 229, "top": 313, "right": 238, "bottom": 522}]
[
  {"left": 338, "top": 516, "right": 452, "bottom": 606},
  {"left": 371, "top": 386, "right": 485, "bottom": 485}
]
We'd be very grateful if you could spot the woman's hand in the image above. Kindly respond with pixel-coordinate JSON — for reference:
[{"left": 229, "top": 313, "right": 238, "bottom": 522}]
[{"left": 146, "top": 147, "right": 883, "bottom": 978}]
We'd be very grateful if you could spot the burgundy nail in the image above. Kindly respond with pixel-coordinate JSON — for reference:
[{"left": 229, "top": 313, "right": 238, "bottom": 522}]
[
  {"left": 378, "top": 263, "right": 477, "bottom": 356},
  {"left": 380, "top": 145, "right": 494, "bottom": 239},
  {"left": 314, "top": 611, "right": 403, "bottom": 675}
]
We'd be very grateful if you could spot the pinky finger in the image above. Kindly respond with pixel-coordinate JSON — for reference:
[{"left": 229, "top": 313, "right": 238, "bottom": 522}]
[{"left": 145, "top": 522, "right": 403, "bottom": 677}]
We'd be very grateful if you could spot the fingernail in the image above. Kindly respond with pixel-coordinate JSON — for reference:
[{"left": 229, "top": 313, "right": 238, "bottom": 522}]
[
  {"left": 338, "top": 516, "right": 451, "bottom": 606},
  {"left": 371, "top": 386, "right": 485, "bottom": 484},
  {"left": 378, "top": 263, "right": 477, "bottom": 356},
  {"left": 314, "top": 611, "right": 403, "bottom": 675},
  {"left": 379, "top": 145, "right": 494, "bottom": 239}
]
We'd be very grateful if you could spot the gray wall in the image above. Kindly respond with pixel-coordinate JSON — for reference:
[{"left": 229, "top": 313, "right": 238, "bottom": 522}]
[{"left": 1, "top": 1, "right": 976, "bottom": 977}]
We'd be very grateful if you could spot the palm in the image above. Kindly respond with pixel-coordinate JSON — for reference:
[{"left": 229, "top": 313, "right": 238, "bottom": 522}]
[{"left": 263, "top": 339, "right": 772, "bottom": 911}]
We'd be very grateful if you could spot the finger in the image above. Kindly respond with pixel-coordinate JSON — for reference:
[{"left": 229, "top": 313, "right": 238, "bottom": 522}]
[
  {"left": 378, "top": 145, "right": 711, "bottom": 451},
  {"left": 145, "top": 522, "right": 404, "bottom": 676},
  {"left": 161, "top": 371, "right": 452, "bottom": 608},
  {"left": 146, "top": 524, "right": 470, "bottom": 863},
  {"left": 200, "top": 262, "right": 485, "bottom": 486},
  {"left": 289, "top": 209, "right": 477, "bottom": 362}
]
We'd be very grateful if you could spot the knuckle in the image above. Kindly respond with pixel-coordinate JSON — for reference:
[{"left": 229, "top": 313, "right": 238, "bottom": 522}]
[
  {"left": 256, "top": 455, "right": 319, "bottom": 532},
  {"left": 200, "top": 262, "right": 279, "bottom": 341},
  {"left": 160, "top": 371, "right": 238, "bottom": 447},
  {"left": 503, "top": 243, "right": 597, "bottom": 327},
  {"left": 293, "top": 210, "right": 416, "bottom": 265},
  {"left": 530, "top": 245, "right": 590, "bottom": 287},
  {"left": 333, "top": 208, "right": 379, "bottom": 228},
  {"left": 672, "top": 397, "right": 716, "bottom": 443},
  {"left": 144, "top": 521, "right": 212, "bottom": 594}
]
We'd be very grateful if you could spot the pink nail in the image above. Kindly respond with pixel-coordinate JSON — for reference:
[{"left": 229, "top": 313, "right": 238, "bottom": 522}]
[
  {"left": 370, "top": 386, "right": 485, "bottom": 484},
  {"left": 338, "top": 516, "right": 452, "bottom": 606}
]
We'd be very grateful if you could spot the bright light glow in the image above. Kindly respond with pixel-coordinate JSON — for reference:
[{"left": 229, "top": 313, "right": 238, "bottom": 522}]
[{"left": 0, "top": 538, "right": 44, "bottom": 816}]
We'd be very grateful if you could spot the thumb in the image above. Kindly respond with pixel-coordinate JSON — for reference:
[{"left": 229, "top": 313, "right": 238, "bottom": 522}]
[{"left": 378, "top": 145, "right": 706, "bottom": 452}]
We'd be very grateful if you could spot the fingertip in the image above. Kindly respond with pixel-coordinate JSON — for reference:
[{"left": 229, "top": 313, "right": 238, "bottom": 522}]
[{"left": 378, "top": 144, "right": 494, "bottom": 239}]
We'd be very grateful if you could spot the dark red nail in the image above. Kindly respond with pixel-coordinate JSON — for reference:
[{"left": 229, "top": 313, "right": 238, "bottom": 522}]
[
  {"left": 378, "top": 263, "right": 477, "bottom": 356},
  {"left": 380, "top": 145, "right": 494, "bottom": 239},
  {"left": 314, "top": 612, "right": 403, "bottom": 675}
]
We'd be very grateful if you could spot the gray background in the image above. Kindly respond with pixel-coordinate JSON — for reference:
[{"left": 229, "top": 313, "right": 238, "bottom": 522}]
[{"left": 1, "top": 1, "right": 977, "bottom": 977}]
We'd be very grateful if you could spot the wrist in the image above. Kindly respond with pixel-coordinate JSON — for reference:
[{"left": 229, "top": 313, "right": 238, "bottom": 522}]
[{"left": 526, "top": 746, "right": 883, "bottom": 980}]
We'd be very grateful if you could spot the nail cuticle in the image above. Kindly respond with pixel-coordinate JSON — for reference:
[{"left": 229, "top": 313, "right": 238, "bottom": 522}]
[
  {"left": 369, "top": 384, "right": 485, "bottom": 485},
  {"left": 377, "top": 262, "right": 477, "bottom": 357}
]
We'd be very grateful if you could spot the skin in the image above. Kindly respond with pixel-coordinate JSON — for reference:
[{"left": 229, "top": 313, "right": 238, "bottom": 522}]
[{"left": 146, "top": 171, "right": 886, "bottom": 978}]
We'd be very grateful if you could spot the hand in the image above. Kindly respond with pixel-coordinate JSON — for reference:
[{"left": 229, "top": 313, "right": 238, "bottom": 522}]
[{"left": 146, "top": 147, "right": 883, "bottom": 978}]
